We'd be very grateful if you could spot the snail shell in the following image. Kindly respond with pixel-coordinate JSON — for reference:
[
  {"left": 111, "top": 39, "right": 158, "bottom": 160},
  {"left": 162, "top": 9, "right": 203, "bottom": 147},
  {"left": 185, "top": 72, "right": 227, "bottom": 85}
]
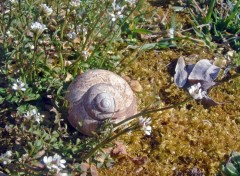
[{"left": 66, "top": 69, "right": 137, "bottom": 136}]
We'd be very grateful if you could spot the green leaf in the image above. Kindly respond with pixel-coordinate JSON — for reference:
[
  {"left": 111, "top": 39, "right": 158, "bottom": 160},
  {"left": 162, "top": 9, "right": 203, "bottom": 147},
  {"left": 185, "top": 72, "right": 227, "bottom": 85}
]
[
  {"left": 57, "top": 86, "right": 63, "bottom": 96},
  {"left": 132, "top": 28, "right": 152, "bottom": 34},
  {"left": 52, "top": 131, "right": 60, "bottom": 138},
  {"left": 33, "top": 129, "right": 41, "bottom": 136},
  {"left": 50, "top": 137, "right": 57, "bottom": 143},
  {"left": 223, "top": 163, "right": 240, "bottom": 176},
  {"left": 204, "top": 0, "right": 216, "bottom": 24},
  {"left": 0, "top": 87, "right": 6, "bottom": 94},
  {"left": 24, "top": 93, "right": 40, "bottom": 101},
  {"left": 17, "top": 104, "right": 29, "bottom": 113},
  {"left": 231, "top": 154, "right": 240, "bottom": 169},
  {"left": 35, "top": 140, "right": 43, "bottom": 148},
  {"left": 232, "top": 155, "right": 240, "bottom": 164},
  {"left": 140, "top": 43, "right": 157, "bottom": 51},
  {"left": 0, "top": 96, "right": 4, "bottom": 104},
  {"left": 8, "top": 95, "right": 20, "bottom": 103}
]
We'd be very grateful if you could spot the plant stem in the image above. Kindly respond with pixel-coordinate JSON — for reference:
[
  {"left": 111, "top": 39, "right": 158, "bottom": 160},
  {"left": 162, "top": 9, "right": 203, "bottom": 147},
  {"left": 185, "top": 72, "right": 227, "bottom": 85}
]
[
  {"left": 32, "top": 34, "right": 39, "bottom": 81},
  {"left": 71, "top": 4, "right": 109, "bottom": 73},
  {"left": 60, "top": 2, "right": 70, "bottom": 40},
  {"left": 81, "top": 124, "right": 138, "bottom": 161},
  {"left": 81, "top": 98, "right": 191, "bottom": 161},
  {"left": 114, "top": 97, "right": 192, "bottom": 128}
]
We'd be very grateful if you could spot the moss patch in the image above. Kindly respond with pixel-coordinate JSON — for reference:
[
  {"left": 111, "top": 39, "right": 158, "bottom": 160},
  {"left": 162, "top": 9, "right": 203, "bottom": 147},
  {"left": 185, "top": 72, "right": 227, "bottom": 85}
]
[{"left": 100, "top": 47, "right": 240, "bottom": 175}]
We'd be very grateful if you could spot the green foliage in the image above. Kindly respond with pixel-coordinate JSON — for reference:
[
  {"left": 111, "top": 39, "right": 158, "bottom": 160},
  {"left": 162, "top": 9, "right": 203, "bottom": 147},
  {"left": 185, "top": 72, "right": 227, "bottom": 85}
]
[
  {"left": 222, "top": 152, "right": 240, "bottom": 176},
  {"left": 190, "top": 0, "right": 240, "bottom": 52}
]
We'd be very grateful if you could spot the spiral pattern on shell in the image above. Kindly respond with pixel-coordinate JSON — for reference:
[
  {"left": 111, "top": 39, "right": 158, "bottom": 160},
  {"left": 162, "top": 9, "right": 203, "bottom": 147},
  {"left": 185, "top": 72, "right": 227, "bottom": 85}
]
[{"left": 65, "top": 69, "right": 137, "bottom": 136}]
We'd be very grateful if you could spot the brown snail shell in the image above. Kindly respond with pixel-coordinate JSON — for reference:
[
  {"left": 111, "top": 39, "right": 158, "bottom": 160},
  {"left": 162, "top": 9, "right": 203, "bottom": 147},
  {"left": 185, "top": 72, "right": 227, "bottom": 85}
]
[{"left": 65, "top": 69, "right": 137, "bottom": 136}]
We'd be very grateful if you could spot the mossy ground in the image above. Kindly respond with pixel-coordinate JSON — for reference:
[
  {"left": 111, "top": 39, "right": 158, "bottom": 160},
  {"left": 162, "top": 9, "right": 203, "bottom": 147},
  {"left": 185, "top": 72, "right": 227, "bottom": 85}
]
[
  {"left": 99, "top": 47, "right": 240, "bottom": 175},
  {"left": 98, "top": 3, "right": 240, "bottom": 175}
]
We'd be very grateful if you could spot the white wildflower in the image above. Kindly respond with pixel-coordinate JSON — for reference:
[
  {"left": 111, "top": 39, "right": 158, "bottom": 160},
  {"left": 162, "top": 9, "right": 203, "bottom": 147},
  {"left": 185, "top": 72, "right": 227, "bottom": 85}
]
[
  {"left": 82, "top": 50, "right": 90, "bottom": 61},
  {"left": 70, "top": 0, "right": 81, "bottom": 7},
  {"left": 0, "top": 151, "right": 12, "bottom": 165},
  {"left": 40, "top": 4, "right": 53, "bottom": 16},
  {"left": 24, "top": 108, "right": 44, "bottom": 123},
  {"left": 30, "top": 22, "right": 47, "bottom": 35},
  {"left": 66, "top": 31, "right": 77, "bottom": 40},
  {"left": 30, "top": 45, "right": 34, "bottom": 50},
  {"left": 168, "top": 28, "right": 174, "bottom": 38},
  {"left": 138, "top": 117, "right": 152, "bottom": 135},
  {"left": 5, "top": 151, "right": 12, "bottom": 158},
  {"left": 25, "top": 43, "right": 34, "bottom": 50},
  {"left": 18, "top": 153, "right": 29, "bottom": 162},
  {"left": 125, "top": 0, "right": 138, "bottom": 6},
  {"left": 12, "top": 79, "right": 27, "bottom": 91},
  {"left": 52, "top": 154, "right": 66, "bottom": 169},
  {"left": 76, "top": 25, "right": 87, "bottom": 35},
  {"left": 109, "top": 0, "right": 125, "bottom": 21},
  {"left": 188, "top": 83, "right": 207, "bottom": 100},
  {"left": 43, "top": 154, "right": 66, "bottom": 173},
  {"left": 142, "top": 125, "right": 152, "bottom": 135},
  {"left": 6, "top": 30, "right": 13, "bottom": 37}
]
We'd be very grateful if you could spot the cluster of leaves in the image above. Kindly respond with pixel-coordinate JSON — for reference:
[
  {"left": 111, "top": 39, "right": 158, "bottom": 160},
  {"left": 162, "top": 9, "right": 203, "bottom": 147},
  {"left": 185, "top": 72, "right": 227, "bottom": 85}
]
[
  {"left": 221, "top": 151, "right": 240, "bottom": 176},
  {"left": 189, "top": 0, "right": 240, "bottom": 52}
]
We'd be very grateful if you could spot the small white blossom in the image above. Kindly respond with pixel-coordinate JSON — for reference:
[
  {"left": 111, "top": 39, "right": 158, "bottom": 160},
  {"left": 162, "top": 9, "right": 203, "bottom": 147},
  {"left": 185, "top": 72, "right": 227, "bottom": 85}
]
[
  {"left": 30, "top": 45, "right": 34, "bottom": 50},
  {"left": 43, "top": 154, "right": 66, "bottom": 173},
  {"left": 6, "top": 30, "right": 11, "bottom": 36},
  {"left": 76, "top": 25, "right": 87, "bottom": 35},
  {"left": 138, "top": 117, "right": 152, "bottom": 135},
  {"left": 125, "top": 0, "right": 138, "bottom": 6},
  {"left": 12, "top": 79, "right": 27, "bottom": 91},
  {"left": 188, "top": 83, "right": 207, "bottom": 100},
  {"left": 52, "top": 154, "right": 66, "bottom": 169},
  {"left": 18, "top": 153, "right": 29, "bottom": 162},
  {"left": 168, "top": 28, "right": 174, "bottom": 38},
  {"left": 142, "top": 125, "right": 152, "bottom": 135},
  {"left": 66, "top": 31, "right": 77, "bottom": 40},
  {"left": 30, "top": 22, "right": 47, "bottom": 35},
  {"left": 70, "top": 0, "right": 81, "bottom": 7},
  {"left": 6, "top": 30, "right": 13, "bottom": 38},
  {"left": 5, "top": 151, "right": 12, "bottom": 158},
  {"left": 40, "top": 4, "right": 53, "bottom": 16},
  {"left": 24, "top": 108, "right": 44, "bottom": 123},
  {"left": 82, "top": 50, "right": 90, "bottom": 61},
  {"left": 25, "top": 43, "right": 34, "bottom": 50},
  {"left": 109, "top": 0, "right": 125, "bottom": 21},
  {"left": 0, "top": 151, "right": 12, "bottom": 165}
]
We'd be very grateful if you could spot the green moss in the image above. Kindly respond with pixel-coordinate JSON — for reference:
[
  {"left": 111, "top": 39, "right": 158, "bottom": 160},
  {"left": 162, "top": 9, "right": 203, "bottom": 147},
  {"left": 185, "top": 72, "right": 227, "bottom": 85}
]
[{"left": 100, "top": 46, "right": 240, "bottom": 175}]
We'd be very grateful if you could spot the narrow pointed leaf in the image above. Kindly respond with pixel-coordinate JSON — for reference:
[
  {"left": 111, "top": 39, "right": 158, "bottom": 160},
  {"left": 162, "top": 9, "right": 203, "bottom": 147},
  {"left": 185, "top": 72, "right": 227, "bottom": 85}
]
[{"left": 223, "top": 162, "right": 240, "bottom": 176}]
